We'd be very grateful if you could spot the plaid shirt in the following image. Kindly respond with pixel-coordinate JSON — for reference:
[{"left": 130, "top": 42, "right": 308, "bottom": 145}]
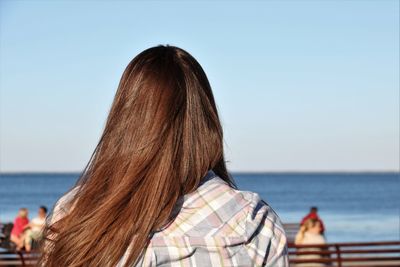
[
  {"left": 120, "top": 170, "right": 288, "bottom": 266},
  {"left": 53, "top": 171, "right": 288, "bottom": 267}
]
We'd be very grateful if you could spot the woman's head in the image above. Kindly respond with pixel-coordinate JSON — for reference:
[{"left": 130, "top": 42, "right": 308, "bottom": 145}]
[
  {"left": 39, "top": 45, "right": 235, "bottom": 267},
  {"left": 99, "top": 45, "right": 229, "bottom": 189},
  {"left": 18, "top": 208, "right": 28, "bottom": 218}
]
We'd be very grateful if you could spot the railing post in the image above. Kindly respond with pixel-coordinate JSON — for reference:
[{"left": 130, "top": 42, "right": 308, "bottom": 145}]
[
  {"left": 17, "top": 251, "right": 26, "bottom": 267},
  {"left": 335, "top": 244, "right": 342, "bottom": 267}
]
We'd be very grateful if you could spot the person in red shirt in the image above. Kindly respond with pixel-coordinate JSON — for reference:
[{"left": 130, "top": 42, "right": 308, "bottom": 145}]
[
  {"left": 300, "top": 206, "right": 325, "bottom": 235},
  {"left": 10, "top": 208, "right": 29, "bottom": 250}
]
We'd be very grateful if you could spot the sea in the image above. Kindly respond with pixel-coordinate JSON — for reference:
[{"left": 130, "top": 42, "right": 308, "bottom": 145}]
[{"left": 0, "top": 172, "right": 398, "bottom": 243}]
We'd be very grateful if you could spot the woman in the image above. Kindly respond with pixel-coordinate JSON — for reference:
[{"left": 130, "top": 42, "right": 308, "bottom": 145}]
[
  {"left": 294, "top": 218, "right": 327, "bottom": 266},
  {"left": 10, "top": 208, "right": 29, "bottom": 251},
  {"left": 39, "top": 45, "right": 288, "bottom": 267}
]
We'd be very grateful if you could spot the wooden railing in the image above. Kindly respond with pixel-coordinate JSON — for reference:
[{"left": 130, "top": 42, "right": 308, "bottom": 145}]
[
  {"left": 0, "top": 248, "right": 39, "bottom": 267},
  {"left": 1, "top": 241, "right": 399, "bottom": 266},
  {"left": 288, "top": 241, "right": 400, "bottom": 266}
]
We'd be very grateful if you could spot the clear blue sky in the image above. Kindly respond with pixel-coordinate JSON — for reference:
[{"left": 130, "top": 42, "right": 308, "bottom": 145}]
[{"left": 0, "top": 0, "right": 399, "bottom": 172}]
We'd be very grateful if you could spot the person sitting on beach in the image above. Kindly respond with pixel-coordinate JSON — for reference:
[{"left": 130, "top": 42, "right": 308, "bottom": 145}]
[
  {"left": 301, "top": 206, "right": 325, "bottom": 235},
  {"left": 23, "top": 206, "right": 47, "bottom": 252},
  {"left": 39, "top": 45, "right": 289, "bottom": 267},
  {"left": 294, "top": 218, "right": 327, "bottom": 266},
  {"left": 10, "top": 208, "right": 29, "bottom": 251}
]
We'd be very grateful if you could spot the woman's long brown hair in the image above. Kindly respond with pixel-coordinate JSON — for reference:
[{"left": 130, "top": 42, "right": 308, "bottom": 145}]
[{"left": 38, "top": 45, "right": 236, "bottom": 267}]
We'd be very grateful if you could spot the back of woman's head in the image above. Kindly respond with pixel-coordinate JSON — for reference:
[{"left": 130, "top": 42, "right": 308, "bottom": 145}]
[{"left": 39, "top": 45, "right": 235, "bottom": 267}]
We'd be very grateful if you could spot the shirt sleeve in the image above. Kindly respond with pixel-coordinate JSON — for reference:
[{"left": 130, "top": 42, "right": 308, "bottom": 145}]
[{"left": 244, "top": 193, "right": 289, "bottom": 267}]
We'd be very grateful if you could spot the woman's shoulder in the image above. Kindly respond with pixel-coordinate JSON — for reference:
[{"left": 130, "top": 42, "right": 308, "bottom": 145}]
[
  {"left": 148, "top": 173, "right": 288, "bottom": 266},
  {"left": 153, "top": 173, "right": 287, "bottom": 243},
  {"left": 209, "top": 173, "right": 286, "bottom": 231}
]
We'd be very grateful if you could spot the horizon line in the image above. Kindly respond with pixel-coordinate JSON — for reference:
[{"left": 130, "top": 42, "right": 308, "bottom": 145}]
[{"left": 0, "top": 170, "right": 399, "bottom": 175}]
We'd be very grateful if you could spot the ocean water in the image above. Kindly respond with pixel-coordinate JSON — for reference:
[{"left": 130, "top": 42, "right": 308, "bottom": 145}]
[{"left": 0, "top": 172, "right": 398, "bottom": 243}]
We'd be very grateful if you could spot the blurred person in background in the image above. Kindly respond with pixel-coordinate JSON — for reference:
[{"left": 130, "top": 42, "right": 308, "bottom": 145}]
[
  {"left": 23, "top": 206, "right": 47, "bottom": 252},
  {"left": 301, "top": 207, "right": 325, "bottom": 235},
  {"left": 10, "top": 207, "right": 29, "bottom": 251},
  {"left": 295, "top": 218, "right": 326, "bottom": 245},
  {"left": 294, "top": 218, "right": 327, "bottom": 267}
]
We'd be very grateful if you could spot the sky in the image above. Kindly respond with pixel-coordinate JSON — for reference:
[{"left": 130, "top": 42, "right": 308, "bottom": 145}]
[{"left": 0, "top": 0, "right": 399, "bottom": 172}]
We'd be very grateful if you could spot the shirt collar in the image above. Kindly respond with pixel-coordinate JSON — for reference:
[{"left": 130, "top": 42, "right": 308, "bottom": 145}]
[{"left": 198, "top": 169, "right": 217, "bottom": 187}]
